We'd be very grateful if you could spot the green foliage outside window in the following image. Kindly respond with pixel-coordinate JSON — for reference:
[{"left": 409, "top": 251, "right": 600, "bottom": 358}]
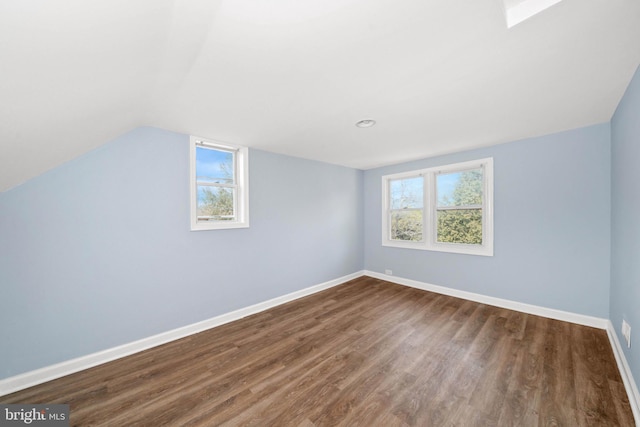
[
  {"left": 391, "top": 210, "right": 423, "bottom": 241},
  {"left": 437, "top": 169, "right": 483, "bottom": 244},
  {"left": 198, "top": 187, "right": 234, "bottom": 220},
  {"left": 437, "top": 209, "right": 482, "bottom": 244}
]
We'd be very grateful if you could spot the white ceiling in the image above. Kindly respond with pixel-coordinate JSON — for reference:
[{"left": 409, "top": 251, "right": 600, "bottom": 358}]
[{"left": 1, "top": 0, "right": 639, "bottom": 192}]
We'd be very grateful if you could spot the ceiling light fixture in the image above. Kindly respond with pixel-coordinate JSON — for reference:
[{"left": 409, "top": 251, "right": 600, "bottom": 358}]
[{"left": 356, "top": 119, "right": 376, "bottom": 128}]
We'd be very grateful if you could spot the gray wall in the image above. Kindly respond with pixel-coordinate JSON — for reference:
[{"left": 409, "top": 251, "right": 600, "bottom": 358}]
[
  {"left": 0, "top": 127, "right": 364, "bottom": 379},
  {"left": 364, "top": 124, "right": 612, "bottom": 317},
  {"left": 611, "top": 65, "right": 640, "bottom": 386}
]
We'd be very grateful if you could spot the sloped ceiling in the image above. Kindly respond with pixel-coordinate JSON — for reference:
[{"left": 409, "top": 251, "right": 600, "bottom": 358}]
[{"left": 1, "top": 0, "right": 639, "bottom": 192}]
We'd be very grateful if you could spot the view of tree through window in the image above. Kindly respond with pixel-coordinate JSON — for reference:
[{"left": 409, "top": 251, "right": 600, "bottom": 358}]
[
  {"left": 389, "top": 176, "right": 423, "bottom": 241},
  {"left": 382, "top": 158, "right": 492, "bottom": 255},
  {"left": 196, "top": 146, "right": 236, "bottom": 222},
  {"left": 436, "top": 168, "right": 483, "bottom": 244}
]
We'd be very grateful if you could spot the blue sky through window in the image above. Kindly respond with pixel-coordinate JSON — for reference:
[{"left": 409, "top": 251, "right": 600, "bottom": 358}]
[
  {"left": 390, "top": 177, "right": 423, "bottom": 209},
  {"left": 196, "top": 146, "right": 234, "bottom": 184},
  {"left": 437, "top": 172, "right": 460, "bottom": 206},
  {"left": 437, "top": 169, "right": 483, "bottom": 207}
]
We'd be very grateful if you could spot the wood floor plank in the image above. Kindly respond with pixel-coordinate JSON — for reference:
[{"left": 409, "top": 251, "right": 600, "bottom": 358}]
[{"left": 1, "top": 276, "right": 634, "bottom": 426}]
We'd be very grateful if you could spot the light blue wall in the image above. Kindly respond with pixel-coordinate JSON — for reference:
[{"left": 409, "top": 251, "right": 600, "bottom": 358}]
[
  {"left": 611, "top": 65, "right": 640, "bottom": 387},
  {"left": 0, "top": 127, "right": 364, "bottom": 379},
  {"left": 364, "top": 124, "right": 612, "bottom": 317},
  {"left": 0, "top": 114, "right": 629, "bottom": 382}
]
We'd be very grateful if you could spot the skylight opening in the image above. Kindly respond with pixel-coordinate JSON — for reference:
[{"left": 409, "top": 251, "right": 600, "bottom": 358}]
[{"left": 503, "top": 0, "right": 563, "bottom": 28}]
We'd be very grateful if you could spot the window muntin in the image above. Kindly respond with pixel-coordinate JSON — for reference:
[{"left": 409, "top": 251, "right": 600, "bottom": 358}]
[
  {"left": 382, "top": 158, "right": 493, "bottom": 256},
  {"left": 190, "top": 136, "right": 249, "bottom": 230}
]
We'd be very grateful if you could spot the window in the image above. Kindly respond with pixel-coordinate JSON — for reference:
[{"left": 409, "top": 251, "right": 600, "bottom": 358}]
[
  {"left": 190, "top": 136, "right": 249, "bottom": 230},
  {"left": 382, "top": 158, "right": 493, "bottom": 256},
  {"left": 389, "top": 176, "right": 424, "bottom": 242},
  {"left": 436, "top": 167, "right": 483, "bottom": 245}
]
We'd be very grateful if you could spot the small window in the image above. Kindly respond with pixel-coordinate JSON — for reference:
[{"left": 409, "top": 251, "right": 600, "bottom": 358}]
[
  {"left": 190, "top": 136, "right": 249, "bottom": 230},
  {"left": 382, "top": 158, "right": 493, "bottom": 256}
]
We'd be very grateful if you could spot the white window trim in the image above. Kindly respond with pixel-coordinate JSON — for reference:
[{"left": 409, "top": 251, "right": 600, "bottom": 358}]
[
  {"left": 382, "top": 158, "right": 493, "bottom": 256},
  {"left": 190, "top": 135, "right": 250, "bottom": 231}
]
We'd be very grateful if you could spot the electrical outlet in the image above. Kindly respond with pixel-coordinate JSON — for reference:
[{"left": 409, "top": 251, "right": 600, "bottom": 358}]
[
  {"left": 384, "top": 269, "right": 393, "bottom": 276},
  {"left": 622, "top": 320, "right": 631, "bottom": 348}
]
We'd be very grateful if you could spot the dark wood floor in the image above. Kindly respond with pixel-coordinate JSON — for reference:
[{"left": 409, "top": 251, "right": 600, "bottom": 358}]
[{"left": 2, "top": 276, "right": 634, "bottom": 426}]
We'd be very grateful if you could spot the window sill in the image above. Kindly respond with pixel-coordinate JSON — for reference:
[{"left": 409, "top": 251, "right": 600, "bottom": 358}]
[
  {"left": 382, "top": 240, "right": 493, "bottom": 256},
  {"left": 191, "top": 221, "right": 250, "bottom": 231}
]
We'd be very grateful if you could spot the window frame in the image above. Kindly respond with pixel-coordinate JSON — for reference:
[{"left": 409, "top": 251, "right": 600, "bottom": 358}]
[
  {"left": 382, "top": 158, "right": 493, "bottom": 256},
  {"left": 190, "top": 135, "right": 249, "bottom": 231}
]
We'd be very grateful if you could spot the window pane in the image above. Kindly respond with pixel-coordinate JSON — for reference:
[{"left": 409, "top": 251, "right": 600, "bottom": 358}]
[
  {"left": 437, "top": 209, "right": 482, "bottom": 244},
  {"left": 391, "top": 210, "right": 423, "bottom": 241},
  {"left": 197, "top": 186, "right": 235, "bottom": 221},
  {"left": 437, "top": 168, "right": 482, "bottom": 207},
  {"left": 390, "top": 177, "right": 423, "bottom": 209},
  {"left": 196, "top": 146, "right": 234, "bottom": 184}
]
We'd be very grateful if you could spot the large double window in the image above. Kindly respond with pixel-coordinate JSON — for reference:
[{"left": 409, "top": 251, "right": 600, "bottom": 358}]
[
  {"left": 190, "top": 136, "right": 249, "bottom": 230},
  {"left": 382, "top": 158, "right": 493, "bottom": 256}
]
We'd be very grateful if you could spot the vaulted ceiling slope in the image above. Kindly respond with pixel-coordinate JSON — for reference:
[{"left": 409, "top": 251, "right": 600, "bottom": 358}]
[{"left": 1, "top": 0, "right": 639, "bottom": 192}]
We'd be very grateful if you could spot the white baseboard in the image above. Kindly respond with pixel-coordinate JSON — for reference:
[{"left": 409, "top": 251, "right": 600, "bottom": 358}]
[
  {"left": 5, "top": 269, "right": 637, "bottom": 424},
  {"left": 364, "top": 270, "right": 640, "bottom": 423},
  {"left": 364, "top": 270, "right": 609, "bottom": 329},
  {"left": 606, "top": 321, "right": 640, "bottom": 425},
  {"left": 0, "top": 271, "right": 364, "bottom": 397}
]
